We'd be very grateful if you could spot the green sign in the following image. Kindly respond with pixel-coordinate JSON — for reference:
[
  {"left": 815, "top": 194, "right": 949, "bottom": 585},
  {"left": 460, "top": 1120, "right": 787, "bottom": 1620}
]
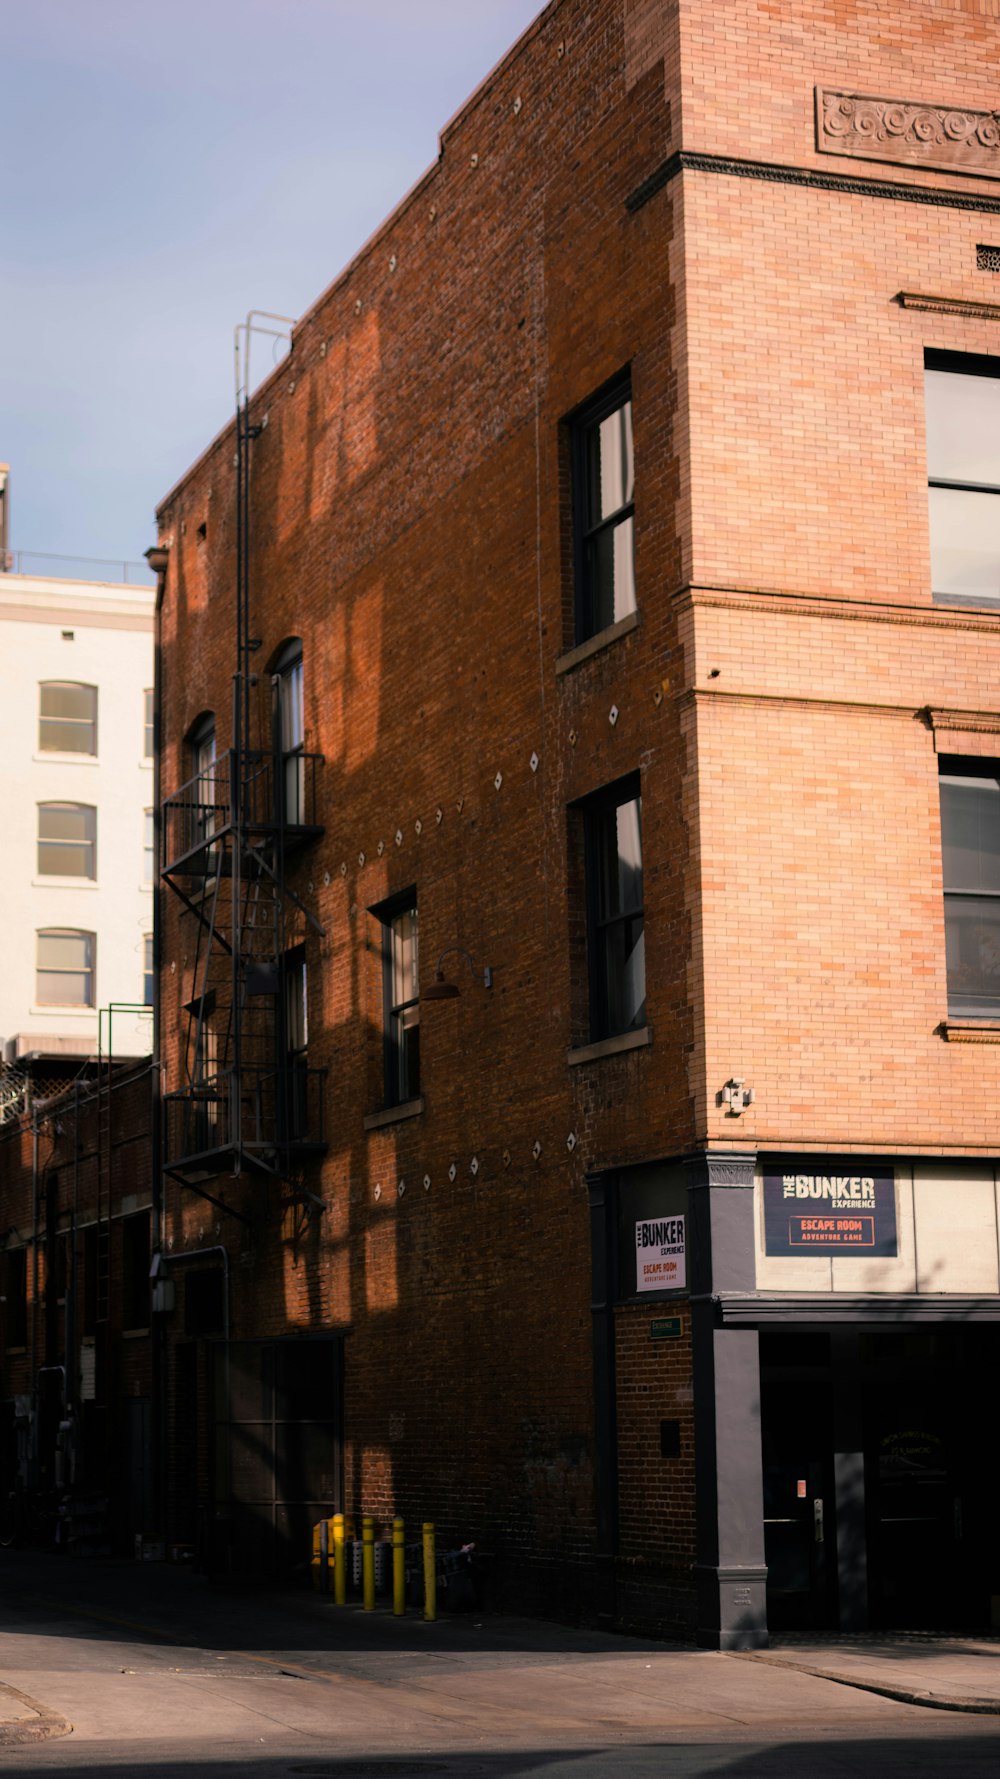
[{"left": 650, "top": 1316, "right": 682, "bottom": 1341}]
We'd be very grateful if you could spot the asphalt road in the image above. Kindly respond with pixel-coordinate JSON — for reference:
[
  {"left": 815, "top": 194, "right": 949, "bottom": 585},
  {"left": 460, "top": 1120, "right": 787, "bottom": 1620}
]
[{"left": 0, "top": 1552, "right": 997, "bottom": 1778}]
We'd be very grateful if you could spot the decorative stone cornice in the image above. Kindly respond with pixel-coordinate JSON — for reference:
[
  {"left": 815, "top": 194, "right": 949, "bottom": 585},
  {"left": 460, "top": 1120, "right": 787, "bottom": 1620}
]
[
  {"left": 897, "top": 291, "right": 1000, "bottom": 322},
  {"left": 926, "top": 707, "right": 1000, "bottom": 737},
  {"left": 818, "top": 88, "right": 1000, "bottom": 181}
]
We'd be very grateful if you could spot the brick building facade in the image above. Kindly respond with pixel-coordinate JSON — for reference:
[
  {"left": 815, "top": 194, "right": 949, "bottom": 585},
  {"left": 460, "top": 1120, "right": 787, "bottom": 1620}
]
[
  {"left": 148, "top": 0, "right": 1000, "bottom": 1643},
  {"left": 0, "top": 1063, "right": 157, "bottom": 1553}
]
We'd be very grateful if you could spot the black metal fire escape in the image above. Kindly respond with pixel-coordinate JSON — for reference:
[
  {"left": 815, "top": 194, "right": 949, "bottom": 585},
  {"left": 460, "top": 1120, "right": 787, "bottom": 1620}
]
[{"left": 160, "top": 314, "right": 327, "bottom": 1209}]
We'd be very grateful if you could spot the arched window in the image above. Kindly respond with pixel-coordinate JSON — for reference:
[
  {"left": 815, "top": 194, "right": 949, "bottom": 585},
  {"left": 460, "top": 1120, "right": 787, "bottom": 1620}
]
[
  {"left": 36, "top": 929, "right": 95, "bottom": 1007},
  {"left": 37, "top": 803, "right": 96, "bottom": 878},
  {"left": 186, "top": 711, "right": 216, "bottom": 848},
  {"left": 272, "top": 639, "right": 304, "bottom": 824},
  {"left": 39, "top": 682, "right": 97, "bottom": 754}
]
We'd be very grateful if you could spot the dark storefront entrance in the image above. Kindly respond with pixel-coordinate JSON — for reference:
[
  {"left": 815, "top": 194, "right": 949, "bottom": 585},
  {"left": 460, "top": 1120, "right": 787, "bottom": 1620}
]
[{"left": 760, "top": 1323, "right": 1000, "bottom": 1632}]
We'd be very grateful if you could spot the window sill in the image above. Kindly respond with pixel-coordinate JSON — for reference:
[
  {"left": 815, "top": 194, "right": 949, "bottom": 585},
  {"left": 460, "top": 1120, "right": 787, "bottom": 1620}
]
[
  {"left": 33, "top": 752, "right": 98, "bottom": 766},
  {"left": 33, "top": 877, "right": 98, "bottom": 890},
  {"left": 940, "top": 1019, "right": 1000, "bottom": 1043},
  {"left": 567, "top": 1026, "right": 651, "bottom": 1067},
  {"left": 932, "top": 595, "right": 1000, "bottom": 614},
  {"left": 364, "top": 1096, "right": 425, "bottom": 1132},
  {"left": 555, "top": 609, "right": 639, "bottom": 677},
  {"left": 30, "top": 1004, "right": 95, "bottom": 1017}
]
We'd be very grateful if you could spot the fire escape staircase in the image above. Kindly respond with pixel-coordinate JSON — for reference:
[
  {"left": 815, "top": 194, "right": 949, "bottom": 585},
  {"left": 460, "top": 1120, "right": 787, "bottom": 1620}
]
[{"left": 160, "top": 742, "right": 327, "bottom": 1205}]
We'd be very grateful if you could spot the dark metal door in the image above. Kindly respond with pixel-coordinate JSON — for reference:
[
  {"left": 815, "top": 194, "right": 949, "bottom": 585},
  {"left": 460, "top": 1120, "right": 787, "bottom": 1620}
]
[{"left": 212, "top": 1338, "right": 342, "bottom": 1578}]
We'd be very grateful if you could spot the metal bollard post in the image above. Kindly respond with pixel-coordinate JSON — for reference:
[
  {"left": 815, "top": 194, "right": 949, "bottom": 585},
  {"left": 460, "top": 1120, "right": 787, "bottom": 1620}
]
[
  {"left": 333, "top": 1512, "right": 346, "bottom": 1606},
  {"left": 392, "top": 1517, "right": 405, "bottom": 1617},
  {"left": 311, "top": 1521, "right": 322, "bottom": 1591},
  {"left": 422, "top": 1521, "right": 436, "bottom": 1623},
  {"left": 362, "top": 1516, "right": 376, "bottom": 1612}
]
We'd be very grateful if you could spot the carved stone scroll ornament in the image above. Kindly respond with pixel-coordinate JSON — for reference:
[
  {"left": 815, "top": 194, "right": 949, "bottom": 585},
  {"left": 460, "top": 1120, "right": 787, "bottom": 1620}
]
[{"left": 817, "top": 88, "right": 1000, "bottom": 181}]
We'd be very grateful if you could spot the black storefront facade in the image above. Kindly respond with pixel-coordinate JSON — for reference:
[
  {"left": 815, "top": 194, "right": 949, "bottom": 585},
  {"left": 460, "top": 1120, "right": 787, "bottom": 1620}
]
[{"left": 592, "top": 1149, "right": 1000, "bottom": 1649}]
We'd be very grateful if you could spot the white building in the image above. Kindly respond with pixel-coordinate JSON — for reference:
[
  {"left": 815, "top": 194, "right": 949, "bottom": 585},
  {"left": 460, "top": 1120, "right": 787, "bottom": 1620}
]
[{"left": 0, "top": 570, "right": 156, "bottom": 1067}]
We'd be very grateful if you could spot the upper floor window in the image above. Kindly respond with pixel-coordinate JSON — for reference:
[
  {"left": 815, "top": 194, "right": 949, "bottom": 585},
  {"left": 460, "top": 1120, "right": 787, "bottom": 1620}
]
[
  {"left": 143, "top": 689, "right": 154, "bottom": 760},
  {"left": 122, "top": 1210, "right": 151, "bottom": 1332},
  {"left": 939, "top": 757, "right": 1000, "bottom": 1018},
  {"left": 37, "top": 802, "right": 96, "bottom": 878},
  {"left": 36, "top": 928, "right": 95, "bottom": 1006},
  {"left": 143, "top": 934, "right": 154, "bottom": 1006},
  {"left": 571, "top": 376, "right": 635, "bottom": 643},
  {"left": 925, "top": 350, "right": 1000, "bottom": 608},
  {"left": 584, "top": 777, "right": 646, "bottom": 1040},
  {"left": 274, "top": 639, "right": 304, "bottom": 824},
  {"left": 143, "top": 809, "right": 154, "bottom": 883},
  {"left": 186, "top": 712, "right": 216, "bottom": 850},
  {"left": 374, "top": 893, "right": 420, "bottom": 1106},
  {"left": 39, "top": 682, "right": 97, "bottom": 754}
]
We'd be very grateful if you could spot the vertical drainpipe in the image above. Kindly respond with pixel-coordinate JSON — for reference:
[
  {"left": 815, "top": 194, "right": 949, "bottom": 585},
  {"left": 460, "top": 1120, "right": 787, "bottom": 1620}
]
[
  {"left": 146, "top": 543, "right": 169, "bottom": 1540},
  {"left": 587, "top": 1171, "right": 619, "bottom": 1629},
  {"left": 66, "top": 1082, "right": 79, "bottom": 1416},
  {"left": 29, "top": 1106, "right": 39, "bottom": 1486}
]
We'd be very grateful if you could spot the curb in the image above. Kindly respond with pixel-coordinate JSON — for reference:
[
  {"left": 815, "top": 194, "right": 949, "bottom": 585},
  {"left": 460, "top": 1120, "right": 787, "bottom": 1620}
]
[
  {"left": 729, "top": 1650, "right": 1000, "bottom": 1717},
  {"left": 0, "top": 1680, "right": 71, "bottom": 1745}
]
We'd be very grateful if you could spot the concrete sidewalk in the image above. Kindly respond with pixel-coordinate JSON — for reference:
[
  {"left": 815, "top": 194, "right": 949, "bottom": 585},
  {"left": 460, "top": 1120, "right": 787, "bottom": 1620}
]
[
  {"left": 741, "top": 1632, "right": 1000, "bottom": 1716},
  {"left": 0, "top": 1548, "right": 997, "bottom": 1750}
]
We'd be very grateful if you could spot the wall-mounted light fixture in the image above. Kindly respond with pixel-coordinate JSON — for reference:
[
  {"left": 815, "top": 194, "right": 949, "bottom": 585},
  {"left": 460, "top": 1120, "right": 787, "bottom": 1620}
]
[{"left": 421, "top": 946, "right": 493, "bottom": 1002}]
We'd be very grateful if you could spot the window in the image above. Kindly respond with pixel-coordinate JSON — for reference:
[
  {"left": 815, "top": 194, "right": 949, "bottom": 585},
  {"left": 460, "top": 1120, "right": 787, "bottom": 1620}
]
[
  {"left": 584, "top": 778, "right": 646, "bottom": 1040},
  {"left": 36, "top": 929, "right": 95, "bottom": 1006},
  {"left": 283, "top": 947, "right": 309, "bottom": 1139},
  {"left": 39, "top": 682, "right": 97, "bottom": 753},
  {"left": 143, "top": 689, "right": 154, "bottom": 760},
  {"left": 122, "top": 1211, "right": 150, "bottom": 1332},
  {"left": 143, "top": 809, "right": 154, "bottom": 883},
  {"left": 375, "top": 895, "right": 420, "bottom": 1105},
  {"left": 187, "top": 713, "right": 217, "bottom": 852},
  {"left": 37, "top": 802, "right": 96, "bottom": 878},
  {"left": 925, "top": 350, "right": 1000, "bottom": 607},
  {"left": 274, "top": 639, "right": 305, "bottom": 824},
  {"left": 143, "top": 934, "right": 154, "bottom": 1006},
  {"left": 939, "top": 758, "right": 1000, "bottom": 1018},
  {"left": 571, "top": 376, "right": 636, "bottom": 642},
  {"left": 3, "top": 1248, "right": 27, "bottom": 1349}
]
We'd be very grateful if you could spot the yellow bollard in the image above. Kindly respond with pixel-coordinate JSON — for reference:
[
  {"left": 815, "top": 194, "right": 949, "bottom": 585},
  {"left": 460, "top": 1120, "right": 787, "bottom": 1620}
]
[
  {"left": 362, "top": 1515, "right": 376, "bottom": 1612},
  {"left": 422, "top": 1521, "right": 436, "bottom": 1622},
  {"left": 332, "top": 1513, "right": 346, "bottom": 1606},
  {"left": 392, "top": 1517, "right": 405, "bottom": 1617},
  {"left": 311, "top": 1521, "right": 321, "bottom": 1591}
]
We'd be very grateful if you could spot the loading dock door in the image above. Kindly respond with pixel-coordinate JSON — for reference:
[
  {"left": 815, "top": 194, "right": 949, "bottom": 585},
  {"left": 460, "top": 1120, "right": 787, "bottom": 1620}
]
[{"left": 213, "top": 1338, "right": 342, "bottom": 1578}]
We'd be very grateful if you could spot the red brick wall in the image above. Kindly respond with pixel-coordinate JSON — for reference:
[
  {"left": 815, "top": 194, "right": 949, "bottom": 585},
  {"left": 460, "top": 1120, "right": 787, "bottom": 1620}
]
[{"left": 153, "top": 0, "right": 1000, "bottom": 1626}]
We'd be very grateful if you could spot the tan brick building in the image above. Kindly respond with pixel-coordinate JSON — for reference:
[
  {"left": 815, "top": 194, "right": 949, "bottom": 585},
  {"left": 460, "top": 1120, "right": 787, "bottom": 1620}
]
[{"left": 150, "top": 0, "right": 1000, "bottom": 1642}]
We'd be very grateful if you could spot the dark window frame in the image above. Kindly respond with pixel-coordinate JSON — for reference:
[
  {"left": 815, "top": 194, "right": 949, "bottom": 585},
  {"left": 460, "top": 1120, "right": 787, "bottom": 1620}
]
[
  {"left": 272, "top": 638, "right": 305, "bottom": 826},
  {"left": 581, "top": 774, "right": 646, "bottom": 1043},
  {"left": 925, "top": 348, "right": 1000, "bottom": 609},
  {"left": 939, "top": 753, "right": 1000, "bottom": 1019},
  {"left": 4, "top": 1247, "right": 27, "bottom": 1349},
  {"left": 185, "top": 710, "right": 217, "bottom": 858},
  {"left": 569, "top": 371, "right": 636, "bottom": 645},
  {"left": 122, "top": 1210, "right": 151, "bottom": 1333},
  {"left": 372, "top": 889, "right": 420, "bottom": 1108}
]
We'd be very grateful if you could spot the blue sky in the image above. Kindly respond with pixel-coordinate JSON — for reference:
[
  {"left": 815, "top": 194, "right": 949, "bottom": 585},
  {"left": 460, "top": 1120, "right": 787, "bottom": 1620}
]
[{"left": 1, "top": 0, "right": 544, "bottom": 575}]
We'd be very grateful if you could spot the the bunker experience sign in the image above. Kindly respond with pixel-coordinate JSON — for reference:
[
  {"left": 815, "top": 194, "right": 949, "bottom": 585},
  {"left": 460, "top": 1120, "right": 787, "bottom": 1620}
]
[
  {"left": 763, "top": 1169, "right": 897, "bottom": 1257},
  {"left": 635, "top": 1215, "right": 686, "bottom": 1292}
]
